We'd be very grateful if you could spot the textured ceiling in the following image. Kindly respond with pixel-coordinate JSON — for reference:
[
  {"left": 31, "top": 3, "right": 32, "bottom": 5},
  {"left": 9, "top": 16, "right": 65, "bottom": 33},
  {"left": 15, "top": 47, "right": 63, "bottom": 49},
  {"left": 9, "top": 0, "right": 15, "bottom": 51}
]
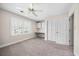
[{"left": 0, "top": 3, "right": 73, "bottom": 21}]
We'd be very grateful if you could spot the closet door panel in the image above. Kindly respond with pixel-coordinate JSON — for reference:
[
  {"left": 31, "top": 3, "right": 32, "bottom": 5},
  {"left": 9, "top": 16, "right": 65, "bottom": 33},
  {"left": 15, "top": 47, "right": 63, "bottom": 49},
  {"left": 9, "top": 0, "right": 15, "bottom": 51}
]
[
  {"left": 51, "top": 19, "right": 57, "bottom": 41},
  {"left": 48, "top": 20, "right": 52, "bottom": 41}
]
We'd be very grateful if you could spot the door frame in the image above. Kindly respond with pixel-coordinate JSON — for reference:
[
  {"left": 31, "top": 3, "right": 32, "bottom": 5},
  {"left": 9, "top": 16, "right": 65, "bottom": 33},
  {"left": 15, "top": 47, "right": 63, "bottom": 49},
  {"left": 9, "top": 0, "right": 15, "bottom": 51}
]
[{"left": 69, "top": 13, "right": 74, "bottom": 55}]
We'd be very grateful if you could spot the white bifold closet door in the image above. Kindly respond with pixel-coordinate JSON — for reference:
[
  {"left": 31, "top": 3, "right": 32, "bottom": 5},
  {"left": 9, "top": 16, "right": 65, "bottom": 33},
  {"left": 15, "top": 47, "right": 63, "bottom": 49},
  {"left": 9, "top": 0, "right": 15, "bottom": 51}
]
[
  {"left": 47, "top": 18, "right": 69, "bottom": 44},
  {"left": 48, "top": 19, "right": 58, "bottom": 42}
]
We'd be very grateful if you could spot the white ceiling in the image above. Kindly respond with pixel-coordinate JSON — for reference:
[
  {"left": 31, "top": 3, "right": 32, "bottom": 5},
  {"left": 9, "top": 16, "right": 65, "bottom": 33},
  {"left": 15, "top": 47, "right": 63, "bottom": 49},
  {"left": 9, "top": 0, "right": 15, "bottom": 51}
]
[{"left": 0, "top": 3, "right": 73, "bottom": 21}]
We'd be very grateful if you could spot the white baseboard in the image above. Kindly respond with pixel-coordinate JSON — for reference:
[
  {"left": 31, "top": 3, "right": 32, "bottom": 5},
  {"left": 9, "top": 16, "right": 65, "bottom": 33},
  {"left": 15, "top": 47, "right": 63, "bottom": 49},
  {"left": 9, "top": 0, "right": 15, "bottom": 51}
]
[
  {"left": 74, "top": 51, "right": 79, "bottom": 56},
  {"left": 56, "top": 41, "right": 69, "bottom": 45},
  {"left": 74, "top": 53, "right": 79, "bottom": 56},
  {"left": 47, "top": 39, "right": 69, "bottom": 45},
  {"left": 0, "top": 37, "right": 35, "bottom": 48}
]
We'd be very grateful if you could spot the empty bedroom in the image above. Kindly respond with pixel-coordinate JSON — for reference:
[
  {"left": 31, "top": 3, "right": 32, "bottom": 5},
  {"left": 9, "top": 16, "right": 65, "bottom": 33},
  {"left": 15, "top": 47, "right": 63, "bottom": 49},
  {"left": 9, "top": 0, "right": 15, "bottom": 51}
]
[{"left": 0, "top": 3, "right": 79, "bottom": 56}]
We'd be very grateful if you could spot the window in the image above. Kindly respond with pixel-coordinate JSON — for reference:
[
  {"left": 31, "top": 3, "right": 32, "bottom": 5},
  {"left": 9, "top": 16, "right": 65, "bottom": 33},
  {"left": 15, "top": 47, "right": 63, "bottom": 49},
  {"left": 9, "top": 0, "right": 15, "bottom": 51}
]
[{"left": 11, "top": 16, "right": 32, "bottom": 36}]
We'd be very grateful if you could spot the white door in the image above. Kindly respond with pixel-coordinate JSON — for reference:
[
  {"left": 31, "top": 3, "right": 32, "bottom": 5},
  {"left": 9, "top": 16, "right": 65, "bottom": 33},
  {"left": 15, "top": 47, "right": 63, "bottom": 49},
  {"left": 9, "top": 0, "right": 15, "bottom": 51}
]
[
  {"left": 53, "top": 19, "right": 63, "bottom": 43},
  {"left": 47, "top": 18, "right": 69, "bottom": 44},
  {"left": 48, "top": 19, "right": 58, "bottom": 41},
  {"left": 48, "top": 20, "right": 52, "bottom": 41},
  {"left": 51, "top": 19, "right": 57, "bottom": 41}
]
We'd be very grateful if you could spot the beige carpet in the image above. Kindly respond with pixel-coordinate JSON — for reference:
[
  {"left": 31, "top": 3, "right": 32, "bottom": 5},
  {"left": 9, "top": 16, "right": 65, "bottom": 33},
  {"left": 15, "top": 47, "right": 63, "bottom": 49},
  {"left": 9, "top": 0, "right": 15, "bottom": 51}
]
[{"left": 0, "top": 38, "right": 73, "bottom": 56}]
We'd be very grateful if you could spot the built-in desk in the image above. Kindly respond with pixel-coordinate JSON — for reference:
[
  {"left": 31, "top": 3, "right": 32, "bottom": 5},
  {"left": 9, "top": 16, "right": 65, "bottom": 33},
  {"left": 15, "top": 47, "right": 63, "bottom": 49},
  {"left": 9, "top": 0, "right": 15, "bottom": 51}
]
[{"left": 35, "top": 32, "right": 45, "bottom": 38}]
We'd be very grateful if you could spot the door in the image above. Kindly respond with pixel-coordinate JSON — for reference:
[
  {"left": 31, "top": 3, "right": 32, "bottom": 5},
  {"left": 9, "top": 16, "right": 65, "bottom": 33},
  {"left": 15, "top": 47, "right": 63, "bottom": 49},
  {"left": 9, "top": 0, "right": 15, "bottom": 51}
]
[
  {"left": 47, "top": 20, "right": 52, "bottom": 41},
  {"left": 51, "top": 19, "right": 58, "bottom": 42},
  {"left": 48, "top": 19, "right": 61, "bottom": 42},
  {"left": 47, "top": 17, "right": 69, "bottom": 44}
]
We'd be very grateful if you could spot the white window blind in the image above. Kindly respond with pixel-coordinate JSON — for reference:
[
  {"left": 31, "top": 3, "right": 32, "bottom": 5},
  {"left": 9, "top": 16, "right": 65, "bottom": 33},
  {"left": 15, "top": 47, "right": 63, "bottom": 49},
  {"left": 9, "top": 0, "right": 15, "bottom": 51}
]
[{"left": 11, "top": 16, "right": 32, "bottom": 36}]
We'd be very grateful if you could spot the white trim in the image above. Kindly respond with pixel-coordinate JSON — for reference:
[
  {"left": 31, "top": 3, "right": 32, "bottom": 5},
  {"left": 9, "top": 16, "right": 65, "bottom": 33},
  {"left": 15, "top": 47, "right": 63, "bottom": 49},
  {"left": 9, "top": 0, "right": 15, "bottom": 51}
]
[
  {"left": 74, "top": 52, "right": 79, "bottom": 56},
  {"left": 0, "top": 37, "right": 34, "bottom": 48},
  {"left": 56, "top": 41, "right": 69, "bottom": 45}
]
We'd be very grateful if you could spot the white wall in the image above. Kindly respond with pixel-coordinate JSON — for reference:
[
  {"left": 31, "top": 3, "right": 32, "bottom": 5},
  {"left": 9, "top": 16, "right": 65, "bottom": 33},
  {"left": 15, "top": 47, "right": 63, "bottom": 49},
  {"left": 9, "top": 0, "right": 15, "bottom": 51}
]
[
  {"left": 74, "top": 6, "right": 79, "bottom": 56},
  {"left": 0, "top": 9, "right": 37, "bottom": 48},
  {"left": 68, "top": 4, "right": 79, "bottom": 56},
  {"left": 46, "top": 13, "right": 70, "bottom": 45}
]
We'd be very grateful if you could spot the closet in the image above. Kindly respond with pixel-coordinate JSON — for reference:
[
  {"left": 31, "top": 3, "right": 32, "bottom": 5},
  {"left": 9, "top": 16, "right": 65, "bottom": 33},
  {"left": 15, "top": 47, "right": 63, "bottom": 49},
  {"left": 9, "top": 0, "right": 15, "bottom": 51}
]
[{"left": 47, "top": 16, "right": 69, "bottom": 45}]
